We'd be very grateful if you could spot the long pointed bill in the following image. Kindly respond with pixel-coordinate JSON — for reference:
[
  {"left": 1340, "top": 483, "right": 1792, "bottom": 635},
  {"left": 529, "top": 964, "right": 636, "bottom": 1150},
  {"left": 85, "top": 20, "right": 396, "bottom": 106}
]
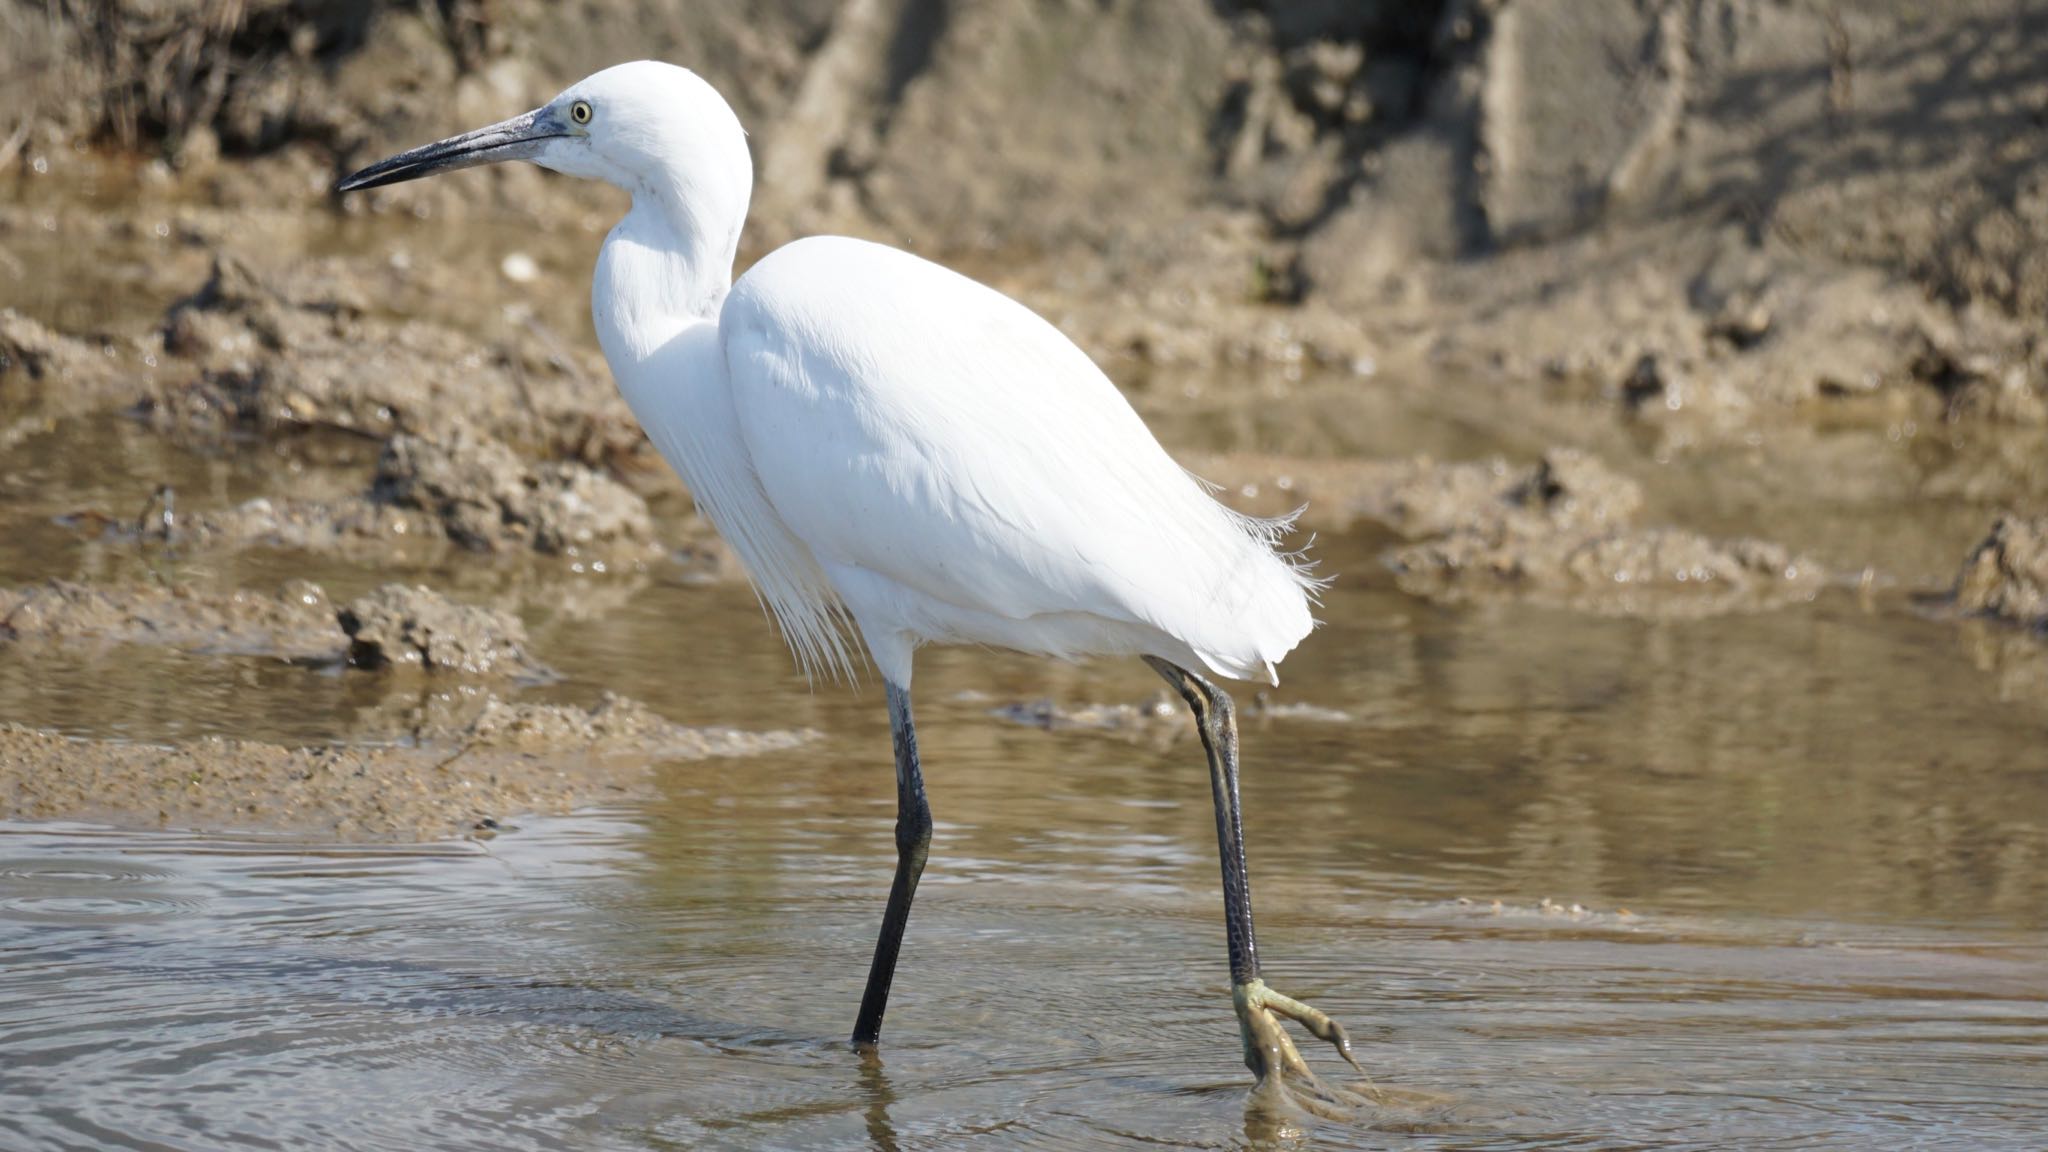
[{"left": 336, "top": 107, "right": 566, "bottom": 192}]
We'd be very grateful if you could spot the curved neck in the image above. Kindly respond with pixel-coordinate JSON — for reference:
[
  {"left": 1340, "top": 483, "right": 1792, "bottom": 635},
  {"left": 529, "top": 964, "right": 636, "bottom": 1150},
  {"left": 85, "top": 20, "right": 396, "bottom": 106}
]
[{"left": 592, "top": 185, "right": 741, "bottom": 369}]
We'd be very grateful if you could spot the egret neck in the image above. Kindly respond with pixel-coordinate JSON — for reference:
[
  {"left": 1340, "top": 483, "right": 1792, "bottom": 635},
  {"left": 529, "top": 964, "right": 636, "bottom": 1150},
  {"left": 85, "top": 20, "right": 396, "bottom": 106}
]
[{"left": 593, "top": 186, "right": 743, "bottom": 370}]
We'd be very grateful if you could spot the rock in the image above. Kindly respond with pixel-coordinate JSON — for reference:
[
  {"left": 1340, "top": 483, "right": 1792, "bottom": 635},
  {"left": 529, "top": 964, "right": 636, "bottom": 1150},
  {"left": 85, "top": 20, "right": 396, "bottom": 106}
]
[
  {"left": 337, "top": 584, "right": 549, "bottom": 678},
  {"left": 373, "top": 430, "right": 655, "bottom": 555},
  {"left": 1954, "top": 516, "right": 2048, "bottom": 629}
]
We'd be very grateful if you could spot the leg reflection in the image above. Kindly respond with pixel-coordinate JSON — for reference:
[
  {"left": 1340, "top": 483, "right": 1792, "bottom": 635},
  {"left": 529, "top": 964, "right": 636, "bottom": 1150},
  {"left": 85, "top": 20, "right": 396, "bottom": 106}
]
[{"left": 859, "top": 1047, "right": 899, "bottom": 1152}]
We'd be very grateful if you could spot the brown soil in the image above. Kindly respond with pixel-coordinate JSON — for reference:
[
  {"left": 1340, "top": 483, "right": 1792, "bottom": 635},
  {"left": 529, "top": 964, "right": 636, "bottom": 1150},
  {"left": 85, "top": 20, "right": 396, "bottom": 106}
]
[
  {"left": 338, "top": 583, "right": 550, "bottom": 678},
  {"left": 149, "top": 254, "right": 648, "bottom": 465},
  {"left": 1202, "top": 449, "right": 1823, "bottom": 616},
  {"left": 0, "top": 578, "right": 586, "bottom": 680},
  {"left": 10, "top": 3, "right": 2043, "bottom": 415},
  {"left": 0, "top": 580, "right": 341, "bottom": 659},
  {"left": 0, "top": 694, "right": 810, "bottom": 841},
  {"left": 372, "top": 430, "right": 656, "bottom": 557},
  {"left": 1390, "top": 528, "right": 1824, "bottom": 617}
]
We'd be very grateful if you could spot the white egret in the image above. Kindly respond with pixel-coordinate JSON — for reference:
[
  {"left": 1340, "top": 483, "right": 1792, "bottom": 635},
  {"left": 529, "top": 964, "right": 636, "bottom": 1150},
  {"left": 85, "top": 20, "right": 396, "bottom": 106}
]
[{"left": 338, "top": 60, "right": 1361, "bottom": 1099}]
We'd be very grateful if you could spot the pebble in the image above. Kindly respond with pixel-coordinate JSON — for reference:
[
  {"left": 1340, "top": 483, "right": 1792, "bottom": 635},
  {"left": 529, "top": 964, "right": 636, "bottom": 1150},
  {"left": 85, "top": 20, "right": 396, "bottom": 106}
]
[{"left": 500, "top": 252, "right": 539, "bottom": 283}]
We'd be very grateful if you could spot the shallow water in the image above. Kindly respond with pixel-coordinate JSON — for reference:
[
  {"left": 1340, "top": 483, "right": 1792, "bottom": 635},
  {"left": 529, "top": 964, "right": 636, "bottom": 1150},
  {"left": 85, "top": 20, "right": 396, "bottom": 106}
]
[
  {"left": 2, "top": 792, "right": 2045, "bottom": 1149},
  {"left": 4, "top": 521, "right": 2048, "bottom": 1148},
  {"left": 6, "top": 165, "right": 2048, "bottom": 1147}
]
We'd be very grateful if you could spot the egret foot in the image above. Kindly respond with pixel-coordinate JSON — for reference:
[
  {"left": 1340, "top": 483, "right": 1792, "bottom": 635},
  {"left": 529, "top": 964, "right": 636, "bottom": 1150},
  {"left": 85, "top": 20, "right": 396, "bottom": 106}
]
[{"left": 1235, "top": 978, "right": 1378, "bottom": 1118}]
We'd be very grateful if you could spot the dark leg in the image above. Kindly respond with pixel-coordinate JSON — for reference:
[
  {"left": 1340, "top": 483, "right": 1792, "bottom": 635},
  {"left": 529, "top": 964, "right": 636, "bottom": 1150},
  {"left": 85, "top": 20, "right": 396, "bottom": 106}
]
[
  {"left": 1144, "top": 656, "right": 1364, "bottom": 1094},
  {"left": 1144, "top": 656, "right": 1261, "bottom": 987},
  {"left": 851, "top": 680, "right": 933, "bottom": 1049}
]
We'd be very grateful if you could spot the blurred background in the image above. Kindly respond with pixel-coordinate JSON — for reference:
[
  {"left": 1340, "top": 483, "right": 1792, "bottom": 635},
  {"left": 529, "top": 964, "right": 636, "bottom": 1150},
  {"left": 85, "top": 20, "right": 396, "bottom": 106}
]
[{"left": 2, "top": 4, "right": 2046, "bottom": 1149}]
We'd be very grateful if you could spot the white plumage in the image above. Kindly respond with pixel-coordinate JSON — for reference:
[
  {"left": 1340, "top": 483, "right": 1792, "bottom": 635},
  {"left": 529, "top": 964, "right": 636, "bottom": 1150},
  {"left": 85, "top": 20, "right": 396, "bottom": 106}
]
[
  {"left": 717, "top": 235, "right": 1314, "bottom": 686},
  {"left": 547, "top": 63, "right": 1319, "bottom": 691}
]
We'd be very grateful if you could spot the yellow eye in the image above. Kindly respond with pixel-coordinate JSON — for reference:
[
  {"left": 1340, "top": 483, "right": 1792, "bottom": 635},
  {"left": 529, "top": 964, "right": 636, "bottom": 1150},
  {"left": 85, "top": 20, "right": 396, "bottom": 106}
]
[{"left": 570, "top": 100, "right": 593, "bottom": 126}]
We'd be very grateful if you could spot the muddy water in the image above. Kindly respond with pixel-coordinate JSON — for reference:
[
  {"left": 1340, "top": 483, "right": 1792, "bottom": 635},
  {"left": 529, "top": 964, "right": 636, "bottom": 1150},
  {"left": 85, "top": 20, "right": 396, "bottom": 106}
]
[
  {"left": 5, "top": 174, "right": 2048, "bottom": 1145},
  {"left": 4, "top": 512, "right": 2048, "bottom": 1146}
]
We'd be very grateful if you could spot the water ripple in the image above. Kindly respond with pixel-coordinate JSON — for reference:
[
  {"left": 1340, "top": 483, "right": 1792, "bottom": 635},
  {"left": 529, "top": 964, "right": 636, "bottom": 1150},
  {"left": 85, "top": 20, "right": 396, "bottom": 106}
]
[{"left": 1, "top": 812, "right": 2044, "bottom": 1150}]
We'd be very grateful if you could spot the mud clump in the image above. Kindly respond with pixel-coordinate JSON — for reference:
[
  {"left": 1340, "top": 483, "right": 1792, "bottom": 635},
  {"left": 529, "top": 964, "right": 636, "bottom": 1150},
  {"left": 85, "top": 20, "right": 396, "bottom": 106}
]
[
  {"left": 1197, "top": 449, "right": 1642, "bottom": 537},
  {"left": 0, "top": 310, "right": 128, "bottom": 393},
  {"left": 374, "top": 430, "right": 655, "bottom": 556},
  {"left": 0, "top": 579, "right": 588, "bottom": 675},
  {"left": 1374, "top": 450, "right": 1826, "bottom": 615},
  {"left": 1212, "top": 447, "right": 1821, "bottom": 616},
  {"left": 338, "top": 584, "right": 548, "bottom": 678},
  {"left": 1953, "top": 516, "right": 2048, "bottom": 631},
  {"left": 441, "top": 692, "right": 813, "bottom": 760},
  {"left": 1365, "top": 449, "right": 1643, "bottom": 539},
  {"left": 160, "top": 431, "right": 661, "bottom": 564},
  {"left": 0, "top": 580, "right": 342, "bottom": 659},
  {"left": 176, "top": 496, "right": 440, "bottom": 556},
  {"left": 150, "top": 255, "right": 645, "bottom": 465},
  {"left": 0, "top": 693, "right": 811, "bottom": 842},
  {"left": 0, "top": 310, "right": 150, "bottom": 448},
  {"left": 1391, "top": 529, "right": 1826, "bottom": 617}
]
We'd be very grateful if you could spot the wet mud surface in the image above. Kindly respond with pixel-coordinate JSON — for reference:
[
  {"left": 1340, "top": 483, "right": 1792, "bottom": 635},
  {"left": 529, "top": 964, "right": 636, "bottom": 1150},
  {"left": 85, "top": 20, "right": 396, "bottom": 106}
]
[{"left": 0, "top": 694, "right": 809, "bottom": 842}]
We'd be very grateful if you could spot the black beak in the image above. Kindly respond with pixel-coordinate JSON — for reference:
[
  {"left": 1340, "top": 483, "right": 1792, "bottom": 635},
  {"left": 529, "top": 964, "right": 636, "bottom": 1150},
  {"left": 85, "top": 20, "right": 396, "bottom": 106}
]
[{"left": 336, "top": 107, "right": 566, "bottom": 193}]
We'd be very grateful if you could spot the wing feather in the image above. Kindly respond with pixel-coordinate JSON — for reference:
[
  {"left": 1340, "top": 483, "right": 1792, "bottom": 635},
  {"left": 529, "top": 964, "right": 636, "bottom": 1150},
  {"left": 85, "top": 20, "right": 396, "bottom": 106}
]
[{"left": 720, "top": 236, "right": 1317, "bottom": 681}]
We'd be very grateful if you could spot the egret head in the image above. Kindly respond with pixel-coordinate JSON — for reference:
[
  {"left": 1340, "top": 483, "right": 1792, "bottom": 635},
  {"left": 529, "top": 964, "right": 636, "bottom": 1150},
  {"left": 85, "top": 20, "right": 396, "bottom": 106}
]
[{"left": 336, "top": 61, "right": 751, "bottom": 215}]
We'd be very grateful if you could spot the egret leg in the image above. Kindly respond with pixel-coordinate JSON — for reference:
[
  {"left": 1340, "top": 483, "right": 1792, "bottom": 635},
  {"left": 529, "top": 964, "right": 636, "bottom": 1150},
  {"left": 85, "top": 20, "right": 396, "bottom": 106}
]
[
  {"left": 1144, "top": 656, "right": 1369, "bottom": 1109},
  {"left": 851, "top": 680, "right": 932, "bottom": 1050}
]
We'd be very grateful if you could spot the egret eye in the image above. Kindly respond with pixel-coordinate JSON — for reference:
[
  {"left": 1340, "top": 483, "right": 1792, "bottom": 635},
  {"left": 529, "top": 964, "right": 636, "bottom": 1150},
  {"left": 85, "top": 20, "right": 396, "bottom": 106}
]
[{"left": 570, "top": 100, "right": 594, "bottom": 126}]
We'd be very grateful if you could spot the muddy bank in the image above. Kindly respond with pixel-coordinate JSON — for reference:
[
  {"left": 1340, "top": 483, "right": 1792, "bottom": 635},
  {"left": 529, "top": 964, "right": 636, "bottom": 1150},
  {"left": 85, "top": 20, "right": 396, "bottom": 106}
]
[
  {"left": 1389, "top": 528, "right": 1824, "bottom": 617},
  {"left": 1, "top": 578, "right": 553, "bottom": 680},
  {"left": 123, "top": 429, "right": 675, "bottom": 561},
  {"left": 0, "top": 694, "right": 809, "bottom": 841},
  {"left": 150, "top": 254, "right": 648, "bottom": 463},
  {"left": 0, "top": 580, "right": 340, "bottom": 659},
  {"left": 11, "top": 2, "right": 2044, "bottom": 422},
  {"left": 1201, "top": 449, "right": 1825, "bottom": 615},
  {"left": 1, "top": 254, "right": 642, "bottom": 474},
  {"left": 372, "top": 430, "right": 654, "bottom": 555},
  {"left": 5, "top": 273, "right": 676, "bottom": 563}
]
